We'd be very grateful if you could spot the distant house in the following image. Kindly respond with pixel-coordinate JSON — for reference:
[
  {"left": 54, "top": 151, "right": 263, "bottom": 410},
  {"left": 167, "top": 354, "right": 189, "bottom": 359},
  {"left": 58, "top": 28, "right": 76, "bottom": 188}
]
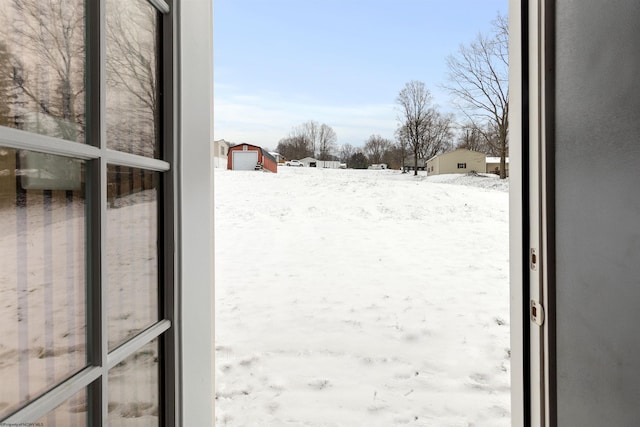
[
  {"left": 300, "top": 157, "right": 342, "bottom": 169},
  {"left": 426, "top": 149, "right": 486, "bottom": 175},
  {"left": 227, "top": 143, "right": 278, "bottom": 173},
  {"left": 368, "top": 164, "right": 388, "bottom": 170},
  {"left": 403, "top": 156, "right": 426, "bottom": 171},
  {"left": 486, "top": 156, "right": 509, "bottom": 176},
  {"left": 299, "top": 157, "right": 316, "bottom": 167},
  {"left": 213, "top": 139, "right": 231, "bottom": 169},
  {"left": 269, "top": 152, "right": 284, "bottom": 164}
]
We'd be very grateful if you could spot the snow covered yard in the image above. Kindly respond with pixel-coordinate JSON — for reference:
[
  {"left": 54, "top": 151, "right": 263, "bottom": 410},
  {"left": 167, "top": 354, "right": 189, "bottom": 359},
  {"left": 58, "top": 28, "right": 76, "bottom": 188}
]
[{"left": 214, "top": 167, "right": 510, "bottom": 427}]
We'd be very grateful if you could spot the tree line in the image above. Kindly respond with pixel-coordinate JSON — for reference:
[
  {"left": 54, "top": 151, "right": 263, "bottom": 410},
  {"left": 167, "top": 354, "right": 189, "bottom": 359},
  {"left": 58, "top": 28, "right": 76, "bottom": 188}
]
[
  {"left": 273, "top": 14, "right": 509, "bottom": 178},
  {"left": 275, "top": 120, "right": 337, "bottom": 161}
]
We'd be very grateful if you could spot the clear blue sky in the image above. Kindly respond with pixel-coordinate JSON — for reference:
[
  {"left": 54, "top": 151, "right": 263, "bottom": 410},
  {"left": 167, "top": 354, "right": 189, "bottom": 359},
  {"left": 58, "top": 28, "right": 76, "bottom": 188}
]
[{"left": 214, "top": 0, "right": 508, "bottom": 150}]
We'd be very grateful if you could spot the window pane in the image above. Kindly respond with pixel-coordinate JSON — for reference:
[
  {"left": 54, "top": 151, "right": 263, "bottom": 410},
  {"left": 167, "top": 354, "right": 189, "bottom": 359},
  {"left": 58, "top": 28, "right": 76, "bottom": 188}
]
[
  {"left": 35, "top": 388, "right": 87, "bottom": 427},
  {"left": 108, "top": 340, "right": 159, "bottom": 426},
  {"left": 0, "top": 1, "right": 86, "bottom": 143},
  {"left": 106, "top": 0, "right": 160, "bottom": 158},
  {"left": 107, "top": 166, "right": 158, "bottom": 350},
  {"left": 0, "top": 147, "right": 86, "bottom": 419}
]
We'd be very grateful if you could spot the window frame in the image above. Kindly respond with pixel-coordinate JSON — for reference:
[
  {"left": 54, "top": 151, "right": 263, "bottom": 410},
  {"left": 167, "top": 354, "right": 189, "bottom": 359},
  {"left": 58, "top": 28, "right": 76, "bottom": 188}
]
[{"left": 0, "top": 0, "right": 176, "bottom": 424}]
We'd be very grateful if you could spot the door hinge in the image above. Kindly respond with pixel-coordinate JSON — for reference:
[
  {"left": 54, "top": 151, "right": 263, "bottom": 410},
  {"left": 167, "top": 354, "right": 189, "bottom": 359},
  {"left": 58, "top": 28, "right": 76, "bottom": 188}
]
[
  {"left": 530, "top": 300, "right": 545, "bottom": 326},
  {"left": 530, "top": 248, "right": 538, "bottom": 271}
]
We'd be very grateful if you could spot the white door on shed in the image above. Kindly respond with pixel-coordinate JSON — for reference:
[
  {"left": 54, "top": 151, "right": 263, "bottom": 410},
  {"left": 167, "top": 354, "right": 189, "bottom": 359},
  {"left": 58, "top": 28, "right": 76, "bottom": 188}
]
[{"left": 232, "top": 151, "right": 259, "bottom": 170}]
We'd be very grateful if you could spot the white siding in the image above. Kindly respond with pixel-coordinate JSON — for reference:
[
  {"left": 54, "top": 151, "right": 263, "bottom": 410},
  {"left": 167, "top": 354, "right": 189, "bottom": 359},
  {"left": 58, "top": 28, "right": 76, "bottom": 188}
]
[
  {"left": 179, "top": 0, "right": 214, "bottom": 425},
  {"left": 508, "top": 0, "right": 524, "bottom": 423}
]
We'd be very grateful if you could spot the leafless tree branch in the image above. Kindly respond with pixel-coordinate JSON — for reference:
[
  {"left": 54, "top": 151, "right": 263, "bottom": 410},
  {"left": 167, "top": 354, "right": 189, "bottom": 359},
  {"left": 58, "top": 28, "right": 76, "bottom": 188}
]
[{"left": 444, "top": 13, "right": 509, "bottom": 178}]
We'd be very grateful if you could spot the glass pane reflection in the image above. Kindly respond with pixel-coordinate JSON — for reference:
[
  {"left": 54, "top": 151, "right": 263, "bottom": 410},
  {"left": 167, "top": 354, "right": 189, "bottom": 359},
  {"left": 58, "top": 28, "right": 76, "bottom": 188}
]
[
  {"left": 106, "top": 0, "right": 160, "bottom": 158},
  {"left": 35, "top": 388, "right": 87, "bottom": 427},
  {"left": 107, "top": 165, "right": 159, "bottom": 350},
  {"left": 0, "top": 0, "right": 86, "bottom": 142},
  {"left": 108, "top": 340, "right": 159, "bottom": 427},
  {"left": 0, "top": 147, "right": 86, "bottom": 420}
]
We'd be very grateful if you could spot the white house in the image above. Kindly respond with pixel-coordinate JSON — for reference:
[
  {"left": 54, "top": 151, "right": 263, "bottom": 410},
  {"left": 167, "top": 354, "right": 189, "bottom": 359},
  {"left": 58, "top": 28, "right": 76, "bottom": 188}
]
[
  {"left": 300, "top": 157, "right": 342, "bottom": 169},
  {"left": 214, "top": 139, "right": 231, "bottom": 168},
  {"left": 269, "top": 152, "right": 284, "bottom": 164}
]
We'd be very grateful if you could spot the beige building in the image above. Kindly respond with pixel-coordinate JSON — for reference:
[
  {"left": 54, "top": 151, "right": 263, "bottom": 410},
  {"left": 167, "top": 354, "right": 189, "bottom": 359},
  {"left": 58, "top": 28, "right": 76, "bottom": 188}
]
[{"left": 426, "top": 149, "right": 486, "bottom": 175}]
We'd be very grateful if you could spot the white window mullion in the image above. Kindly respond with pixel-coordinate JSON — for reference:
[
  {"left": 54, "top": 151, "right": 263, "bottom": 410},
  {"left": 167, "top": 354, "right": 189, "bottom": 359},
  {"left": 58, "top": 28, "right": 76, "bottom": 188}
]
[
  {"left": 0, "top": 127, "right": 101, "bottom": 160},
  {"left": 148, "top": 0, "right": 170, "bottom": 14},
  {"left": 0, "top": 367, "right": 102, "bottom": 424}
]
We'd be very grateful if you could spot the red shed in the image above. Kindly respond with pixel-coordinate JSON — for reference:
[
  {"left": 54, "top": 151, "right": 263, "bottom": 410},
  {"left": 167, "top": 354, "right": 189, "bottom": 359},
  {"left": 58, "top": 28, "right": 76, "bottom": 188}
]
[{"left": 227, "top": 143, "right": 278, "bottom": 173}]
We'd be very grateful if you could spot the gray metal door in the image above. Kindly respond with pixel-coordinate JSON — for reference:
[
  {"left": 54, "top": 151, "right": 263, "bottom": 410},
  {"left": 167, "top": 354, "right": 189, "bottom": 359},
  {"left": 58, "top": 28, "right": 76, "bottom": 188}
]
[
  {"left": 232, "top": 151, "right": 258, "bottom": 171},
  {"left": 548, "top": 1, "right": 640, "bottom": 425}
]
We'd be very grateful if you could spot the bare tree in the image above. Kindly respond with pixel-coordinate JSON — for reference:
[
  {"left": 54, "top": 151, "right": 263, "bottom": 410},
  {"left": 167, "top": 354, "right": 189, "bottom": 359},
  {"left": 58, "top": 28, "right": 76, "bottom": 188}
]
[
  {"left": 394, "top": 131, "right": 410, "bottom": 172},
  {"left": 292, "top": 121, "right": 319, "bottom": 156},
  {"left": 381, "top": 144, "right": 404, "bottom": 170},
  {"left": 417, "top": 111, "right": 454, "bottom": 160},
  {"left": 396, "top": 81, "right": 433, "bottom": 176},
  {"left": 456, "top": 122, "right": 486, "bottom": 152},
  {"left": 2, "top": 0, "right": 85, "bottom": 141},
  {"left": 339, "top": 143, "right": 356, "bottom": 164},
  {"left": 444, "top": 14, "right": 509, "bottom": 178},
  {"left": 317, "top": 123, "right": 337, "bottom": 160},
  {"left": 456, "top": 121, "right": 502, "bottom": 156},
  {"left": 276, "top": 135, "right": 312, "bottom": 160},
  {"left": 284, "top": 120, "right": 337, "bottom": 159},
  {"left": 0, "top": 41, "right": 11, "bottom": 127},
  {"left": 363, "top": 134, "right": 392, "bottom": 165},
  {"left": 106, "top": 0, "right": 159, "bottom": 156}
]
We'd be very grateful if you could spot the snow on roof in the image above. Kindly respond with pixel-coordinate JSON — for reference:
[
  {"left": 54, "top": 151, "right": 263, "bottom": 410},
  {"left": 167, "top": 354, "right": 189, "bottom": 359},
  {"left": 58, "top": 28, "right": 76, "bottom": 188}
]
[
  {"left": 426, "top": 148, "right": 484, "bottom": 162},
  {"left": 486, "top": 157, "right": 510, "bottom": 163}
]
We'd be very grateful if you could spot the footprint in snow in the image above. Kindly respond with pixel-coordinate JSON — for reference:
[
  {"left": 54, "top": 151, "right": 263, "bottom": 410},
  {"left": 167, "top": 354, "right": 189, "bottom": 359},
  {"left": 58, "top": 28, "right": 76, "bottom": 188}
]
[
  {"left": 360, "top": 356, "right": 374, "bottom": 365},
  {"left": 238, "top": 355, "right": 259, "bottom": 368},
  {"left": 489, "top": 404, "right": 510, "bottom": 417},
  {"left": 470, "top": 372, "right": 489, "bottom": 384},
  {"left": 308, "top": 378, "right": 331, "bottom": 390},
  {"left": 266, "top": 401, "right": 280, "bottom": 414},
  {"left": 468, "top": 373, "right": 492, "bottom": 391},
  {"left": 367, "top": 403, "right": 389, "bottom": 413},
  {"left": 402, "top": 332, "right": 420, "bottom": 342}
]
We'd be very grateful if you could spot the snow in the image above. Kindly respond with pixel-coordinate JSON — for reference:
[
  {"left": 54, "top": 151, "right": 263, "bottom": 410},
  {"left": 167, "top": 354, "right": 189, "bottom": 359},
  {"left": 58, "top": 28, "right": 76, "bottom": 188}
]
[
  {"left": 214, "top": 168, "right": 510, "bottom": 426},
  {"left": 486, "top": 157, "right": 509, "bottom": 164}
]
